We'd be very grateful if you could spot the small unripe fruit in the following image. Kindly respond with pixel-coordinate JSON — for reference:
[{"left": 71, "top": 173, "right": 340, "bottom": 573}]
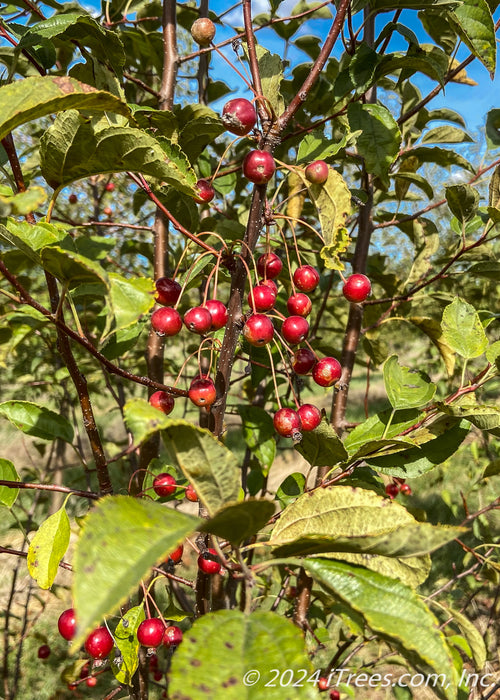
[
  {"left": 137, "top": 618, "right": 165, "bottom": 648},
  {"left": 292, "top": 348, "right": 316, "bottom": 375},
  {"left": 105, "top": 182, "right": 115, "bottom": 192},
  {"left": 38, "top": 644, "right": 51, "bottom": 659},
  {"left": 68, "top": 193, "right": 78, "bottom": 204},
  {"left": 342, "top": 273, "right": 372, "bottom": 303},
  {"left": 243, "top": 314, "right": 274, "bottom": 346},
  {"left": 151, "top": 307, "right": 183, "bottom": 336},
  {"left": 193, "top": 179, "right": 215, "bottom": 203},
  {"left": 312, "top": 357, "right": 341, "bottom": 387},
  {"left": 293, "top": 265, "right": 320, "bottom": 293},
  {"left": 184, "top": 306, "right": 213, "bottom": 334},
  {"left": 155, "top": 277, "right": 182, "bottom": 306},
  {"left": 58, "top": 608, "right": 77, "bottom": 641},
  {"left": 248, "top": 284, "right": 276, "bottom": 312},
  {"left": 197, "top": 548, "right": 221, "bottom": 575},
  {"left": 273, "top": 408, "right": 302, "bottom": 438},
  {"left": 305, "top": 160, "right": 329, "bottom": 184},
  {"left": 205, "top": 299, "right": 228, "bottom": 330},
  {"left": 282, "top": 316, "right": 309, "bottom": 345},
  {"left": 287, "top": 293, "right": 312, "bottom": 317},
  {"left": 188, "top": 377, "right": 216, "bottom": 407},
  {"left": 84, "top": 626, "right": 114, "bottom": 659},
  {"left": 297, "top": 404, "right": 322, "bottom": 431},
  {"left": 103, "top": 206, "right": 113, "bottom": 217},
  {"left": 149, "top": 391, "right": 175, "bottom": 415},
  {"left": 153, "top": 473, "right": 177, "bottom": 497},
  {"left": 163, "top": 625, "right": 183, "bottom": 647},
  {"left": 221, "top": 98, "right": 257, "bottom": 136},
  {"left": 243, "top": 150, "right": 276, "bottom": 185},
  {"left": 257, "top": 253, "right": 282, "bottom": 279},
  {"left": 190, "top": 17, "right": 215, "bottom": 45}
]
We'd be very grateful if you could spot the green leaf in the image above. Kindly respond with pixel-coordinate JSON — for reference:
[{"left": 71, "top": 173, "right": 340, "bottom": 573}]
[
  {"left": 0, "top": 186, "right": 47, "bottom": 216},
  {"left": 383, "top": 355, "right": 436, "bottom": 410},
  {"left": 41, "top": 245, "right": 110, "bottom": 289},
  {"left": 483, "top": 458, "right": 500, "bottom": 477},
  {"left": 254, "top": 45, "right": 285, "bottom": 117},
  {"left": 407, "top": 146, "right": 475, "bottom": 173},
  {"left": 27, "top": 505, "right": 70, "bottom": 589},
  {"left": 393, "top": 172, "right": 434, "bottom": 200},
  {"left": 0, "top": 76, "right": 129, "bottom": 142},
  {"left": 436, "top": 604, "right": 486, "bottom": 671},
  {"left": 345, "top": 408, "right": 422, "bottom": 456},
  {"left": 238, "top": 405, "right": 276, "bottom": 472},
  {"left": 40, "top": 110, "right": 196, "bottom": 194},
  {"left": 18, "top": 14, "right": 125, "bottom": 77},
  {"left": 0, "top": 459, "right": 20, "bottom": 508},
  {"left": 486, "top": 110, "right": 500, "bottom": 150},
  {"left": 445, "top": 184, "right": 480, "bottom": 223},
  {"left": 201, "top": 500, "right": 275, "bottom": 545},
  {"left": 72, "top": 496, "right": 199, "bottom": 649},
  {"left": 176, "top": 104, "right": 224, "bottom": 163},
  {"left": 448, "top": 0, "right": 496, "bottom": 76},
  {"left": 168, "top": 610, "right": 316, "bottom": 700},
  {"left": 112, "top": 605, "right": 145, "bottom": 685},
  {"left": 162, "top": 420, "right": 241, "bottom": 517},
  {"left": 270, "top": 486, "right": 464, "bottom": 558},
  {"left": 295, "top": 418, "right": 348, "bottom": 468},
  {"left": 421, "top": 125, "right": 473, "bottom": 144},
  {"left": 436, "top": 402, "right": 500, "bottom": 431},
  {"left": 486, "top": 339, "right": 500, "bottom": 365},
  {"left": 441, "top": 298, "right": 488, "bottom": 359},
  {"left": 366, "top": 417, "right": 470, "bottom": 478},
  {"left": 276, "top": 472, "right": 306, "bottom": 509},
  {"left": 124, "top": 398, "right": 174, "bottom": 446},
  {"left": 272, "top": 523, "right": 464, "bottom": 558},
  {"left": 296, "top": 129, "right": 351, "bottom": 163},
  {"left": 0, "top": 400, "right": 74, "bottom": 443},
  {"left": 304, "top": 559, "right": 457, "bottom": 700},
  {"left": 348, "top": 102, "right": 401, "bottom": 178},
  {"left": 0, "top": 219, "right": 68, "bottom": 263},
  {"left": 407, "top": 317, "right": 456, "bottom": 377},
  {"left": 104, "top": 274, "right": 155, "bottom": 339}
]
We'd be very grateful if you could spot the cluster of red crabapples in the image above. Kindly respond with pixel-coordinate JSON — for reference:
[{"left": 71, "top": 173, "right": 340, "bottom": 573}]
[{"left": 149, "top": 26, "right": 372, "bottom": 439}]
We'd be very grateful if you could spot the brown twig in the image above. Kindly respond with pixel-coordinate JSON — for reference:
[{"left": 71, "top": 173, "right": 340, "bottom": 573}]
[{"left": 0, "top": 480, "right": 100, "bottom": 500}]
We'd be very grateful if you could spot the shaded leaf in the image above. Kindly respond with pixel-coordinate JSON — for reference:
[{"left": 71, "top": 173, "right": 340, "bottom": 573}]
[
  {"left": 0, "top": 76, "right": 129, "bottom": 142},
  {"left": 366, "top": 417, "right": 470, "bottom": 478},
  {"left": 72, "top": 496, "right": 199, "bottom": 649},
  {"left": 421, "top": 125, "right": 473, "bottom": 144},
  {"left": 162, "top": 420, "right": 241, "bottom": 517},
  {"left": 445, "top": 184, "right": 480, "bottom": 223},
  {"left": 238, "top": 405, "right": 276, "bottom": 472},
  {"left": 0, "top": 459, "right": 20, "bottom": 508},
  {"left": 0, "top": 186, "right": 47, "bottom": 216},
  {"left": 41, "top": 245, "right": 109, "bottom": 289},
  {"left": 304, "top": 559, "right": 457, "bottom": 700},
  {"left": 276, "top": 473, "right": 306, "bottom": 509},
  {"left": 295, "top": 418, "right": 348, "bottom": 468},
  {"left": 104, "top": 274, "right": 155, "bottom": 339},
  {"left": 407, "top": 146, "right": 475, "bottom": 173},
  {"left": 168, "top": 610, "right": 316, "bottom": 700},
  {"left": 27, "top": 505, "right": 70, "bottom": 589},
  {"left": 200, "top": 500, "right": 275, "bottom": 544},
  {"left": 0, "top": 400, "right": 74, "bottom": 443},
  {"left": 345, "top": 408, "right": 422, "bottom": 456},
  {"left": 407, "top": 317, "right": 456, "bottom": 377}
]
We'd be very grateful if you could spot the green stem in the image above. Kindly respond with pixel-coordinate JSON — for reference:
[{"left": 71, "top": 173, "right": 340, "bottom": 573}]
[
  {"left": 461, "top": 359, "right": 468, "bottom": 389},
  {"left": 381, "top": 408, "right": 396, "bottom": 440}
]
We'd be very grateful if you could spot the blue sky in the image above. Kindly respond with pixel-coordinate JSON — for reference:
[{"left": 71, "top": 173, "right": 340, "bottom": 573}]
[{"left": 206, "top": 0, "right": 499, "bottom": 137}]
